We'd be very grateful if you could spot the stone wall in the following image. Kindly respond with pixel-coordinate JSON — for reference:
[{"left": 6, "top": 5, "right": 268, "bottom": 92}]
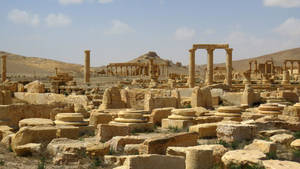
[
  {"left": 14, "top": 92, "right": 89, "bottom": 106},
  {"left": 0, "top": 103, "right": 74, "bottom": 128}
]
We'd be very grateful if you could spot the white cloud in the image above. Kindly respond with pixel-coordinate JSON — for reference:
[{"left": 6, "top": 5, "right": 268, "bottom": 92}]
[
  {"left": 58, "top": 0, "right": 84, "bottom": 5},
  {"left": 203, "top": 29, "right": 215, "bottom": 35},
  {"left": 274, "top": 17, "right": 300, "bottom": 37},
  {"left": 105, "top": 20, "right": 134, "bottom": 35},
  {"left": 8, "top": 9, "right": 40, "bottom": 27},
  {"left": 174, "top": 27, "right": 196, "bottom": 40},
  {"left": 263, "top": 0, "right": 300, "bottom": 8},
  {"left": 98, "top": 0, "right": 113, "bottom": 4},
  {"left": 45, "top": 13, "right": 72, "bottom": 27}
]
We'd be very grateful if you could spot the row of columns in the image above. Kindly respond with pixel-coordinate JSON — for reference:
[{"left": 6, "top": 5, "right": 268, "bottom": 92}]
[
  {"left": 189, "top": 47, "right": 233, "bottom": 88},
  {"left": 284, "top": 61, "right": 300, "bottom": 75},
  {"left": 106, "top": 64, "right": 168, "bottom": 77}
]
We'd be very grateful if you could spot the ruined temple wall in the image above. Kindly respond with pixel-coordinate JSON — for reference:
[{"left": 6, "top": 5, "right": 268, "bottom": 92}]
[
  {"left": 14, "top": 92, "right": 89, "bottom": 106},
  {"left": 0, "top": 103, "right": 74, "bottom": 128}
]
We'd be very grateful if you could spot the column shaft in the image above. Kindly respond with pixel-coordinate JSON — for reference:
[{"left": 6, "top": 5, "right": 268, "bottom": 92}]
[
  {"left": 226, "top": 48, "right": 233, "bottom": 87},
  {"left": 84, "top": 50, "right": 90, "bottom": 83},
  {"left": 189, "top": 49, "right": 195, "bottom": 88},
  {"left": 207, "top": 48, "right": 214, "bottom": 85}
]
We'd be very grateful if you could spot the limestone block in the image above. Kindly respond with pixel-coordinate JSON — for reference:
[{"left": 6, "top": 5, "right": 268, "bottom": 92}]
[
  {"left": 18, "top": 118, "right": 54, "bottom": 128},
  {"left": 162, "top": 119, "right": 195, "bottom": 130},
  {"left": 96, "top": 124, "right": 130, "bottom": 142},
  {"left": 185, "top": 149, "right": 213, "bottom": 169},
  {"left": 110, "top": 136, "right": 145, "bottom": 153},
  {"left": 11, "top": 126, "right": 57, "bottom": 151},
  {"left": 167, "top": 144, "right": 228, "bottom": 164},
  {"left": 270, "top": 134, "right": 294, "bottom": 144},
  {"left": 263, "top": 160, "right": 300, "bottom": 169},
  {"left": 1, "top": 134, "right": 14, "bottom": 149},
  {"left": 195, "top": 116, "right": 223, "bottom": 124},
  {"left": 0, "top": 125, "right": 13, "bottom": 140},
  {"left": 221, "top": 150, "right": 266, "bottom": 168},
  {"left": 189, "top": 123, "right": 218, "bottom": 138},
  {"left": 120, "top": 154, "right": 185, "bottom": 169},
  {"left": 191, "top": 86, "right": 212, "bottom": 109},
  {"left": 86, "top": 142, "right": 110, "bottom": 157},
  {"left": 124, "top": 144, "right": 140, "bottom": 155},
  {"left": 24, "top": 80, "right": 45, "bottom": 93},
  {"left": 56, "top": 125, "right": 80, "bottom": 139},
  {"left": 216, "top": 123, "right": 257, "bottom": 142},
  {"left": 47, "top": 138, "right": 86, "bottom": 157},
  {"left": 150, "top": 107, "right": 173, "bottom": 126},
  {"left": 89, "top": 112, "right": 112, "bottom": 127},
  {"left": 139, "top": 132, "right": 198, "bottom": 155},
  {"left": 244, "top": 139, "right": 277, "bottom": 154},
  {"left": 105, "top": 155, "right": 128, "bottom": 166},
  {"left": 290, "top": 139, "right": 300, "bottom": 150},
  {"left": 14, "top": 143, "right": 41, "bottom": 156}
]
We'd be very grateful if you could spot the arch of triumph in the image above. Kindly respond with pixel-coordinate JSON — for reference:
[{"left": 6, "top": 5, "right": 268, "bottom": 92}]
[{"left": 188, "top": 44, "right": 233, "bottom": 88}]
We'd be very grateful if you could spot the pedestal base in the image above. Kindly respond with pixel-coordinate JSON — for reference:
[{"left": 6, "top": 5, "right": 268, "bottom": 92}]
[
  {"left": 161, "top": 119, "right": 195, "bottom": 130},
  {"left": 109, "top": 121, "right": 154, "bottom": 133}
]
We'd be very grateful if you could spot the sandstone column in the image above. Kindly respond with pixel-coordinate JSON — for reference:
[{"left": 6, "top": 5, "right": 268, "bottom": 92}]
[
  {"left": 291, "top": 62, "right": 294, "bottom": 75},
  {"left": 188, "top": 49, "right": 196, "bottom": 88},
  {"left": 225, "top": 48, "right": 233, "bottom": 87},
  {"left": 206, "top": 48, "right": 214, "bottom": 85},
  {"left": 282, "top": 70, "right": 290, "bottom": 85},
  {"left": 298, "top": 62, "right": 300, "bottom": 75},
  {"left": 84, "top": 50, "right": 90, "bottom": 83},
  {"left": 1, "top": 55, "right": 7, "bottom": 82},
  {"left": 284, "top": 62, "right": 287, "bottom": 71},
  {"left": 255, "top": 61, "right": 258, "bottom": 75},
  {"left": 249, "top": 62, "right": 252, "bottom": 72},
  {"left": 264, "top": 63, "right": 268, "bottom": 74}
]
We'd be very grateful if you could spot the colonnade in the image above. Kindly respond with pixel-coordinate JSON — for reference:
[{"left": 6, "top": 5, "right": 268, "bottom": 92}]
[
  {"left": 284, "top": 60, "right": 300, "bottom": 75},
  {"left": 189, "top": 44, "right": 233, "bottom": 88}
]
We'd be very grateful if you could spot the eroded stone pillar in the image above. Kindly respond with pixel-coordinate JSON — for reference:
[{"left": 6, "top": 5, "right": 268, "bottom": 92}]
[
  {"left": 298, "top": 62, "right": 300, "bottom": 75},
  {"left": 206, "top": 48, "right": 214, "bottom": 85},
  {"left": 84, "top": 50, "right": 90, "bottom": 83},
  {"left": 1, "top": 55, "right": 6, "bottom": 82},
  {"left": 291, "top": 62, "right": 294, "bottom": 75},
  {"left": 189, "top": 49, "right": 196, "bottom": 88},
  {"left": 225, "top": 48, "right": 233, "bottom": 87}
]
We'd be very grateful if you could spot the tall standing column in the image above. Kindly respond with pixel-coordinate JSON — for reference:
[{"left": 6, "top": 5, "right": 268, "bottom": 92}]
[
  {"left": 291, "top": 62, "right": 294, "bottom": 75},
  {"left": 206, "top": 48, "right": 214, "bottom": 85},
  {"left": 284, "top": 62, "right": 287, "bottom": 71},
  {"left": 298, "top": 62, "right": 300, "bottom": 75},
  {"left": 189, "top": 49, "right": 196, "bottom": 88},
  {"left": 225, "top": 48, "right": 233, "bottom": 87},
  {"left": 84, "top": 50, "right": 90, "bottom": 83},
  {"left": 249, "top": 62, "right": 252, "bottom": 72},
  {"left": 1, "top": 55, "right": 6, "bottom": 82}
]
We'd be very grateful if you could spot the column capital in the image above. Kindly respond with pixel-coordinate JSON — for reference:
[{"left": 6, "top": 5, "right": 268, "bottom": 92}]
[
  {"left": 189, "top": 48, "right": 196, "bottom": 53},
  {"left": 206, "top": 48, "right": 215, "bottom": 53},
  {"left": 225, "top": 48, "right": 233, "bottom": 53}
]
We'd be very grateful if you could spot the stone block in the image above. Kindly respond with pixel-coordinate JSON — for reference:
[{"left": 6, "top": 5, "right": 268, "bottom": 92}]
[
  {"left": 89, "top": 112, "right": 112, "bottom": 127},
  {"left": 110, "top": 136, "right": 145, "bottom": 153},
  {"left": 216, "top": 123, "right": 257, "bottom": 142},
  {"left": 139, "top": 132, "right": 198, "bottom": 155},
  {"left": 162, "top": 119, "right": 195, "bottom": 130},
  {"left": 96, "top": 124, "right": 130, "bottom": 142},
  {"left": 186, "top": 149, "right": 213, "bottom": 169},
  {"left": 244, "top": 139, "right": 277, "bottom": 154},
  {"left": 120, "top": 154, "right": 185, "bottom": 169},
  {"left": 222, "top": 150, "right": 266, "bottom": 168},
  {"left": 14, "top": 143, "right": 41, "bottom": 156},
  {"left": 150, "top": 107, "right": 173, "bottom": 126},
  {"left": 189, "top": 123, "right": 218, "bottom": 138},
  {"left": 56, "top": 125, "right": 80, "bottom": 139}
]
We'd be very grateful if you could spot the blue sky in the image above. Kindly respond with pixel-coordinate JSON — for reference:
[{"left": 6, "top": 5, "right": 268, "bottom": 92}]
[{"left": 0, "top": 0, "right": 300, "bottom": 66}]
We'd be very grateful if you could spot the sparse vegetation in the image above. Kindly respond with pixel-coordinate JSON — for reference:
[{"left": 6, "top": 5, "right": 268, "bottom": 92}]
[
  {"left": 0, "top": 160, "right": 4, "bottom": 166},
  {"left": 88, "top": 157, "right": 102, "bottom": 169},
  {"left": 37, "top": 157, "right": 46, "bottom": 169},
  {"left": 168, "top": 126, "right": 180, "bottom": 133},
  {"left": 108, "top": 148, "right": 116, "bottom": 155},
  {"left": 293, "top": 131, "right": 300, "bottom": 139},
  {"left": 266, "top": 152, "right": 277, "bottom": 160},
  {"left": 293, "top": 150, "right": 300, "bottom": 158}
]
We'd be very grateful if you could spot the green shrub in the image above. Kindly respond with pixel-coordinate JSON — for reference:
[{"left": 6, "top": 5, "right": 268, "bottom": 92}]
[
  {"left": 293, "top": 131, "right": 300, "bottom": 139},
  {"left": 0, "top": 160, "right": 4, "bottom": 166},
  {"left": 37, "top": 157, "right": 46, "bottom": 169},
  {"left": 266, "top": 152, "right": 277, "bottom": 160}
]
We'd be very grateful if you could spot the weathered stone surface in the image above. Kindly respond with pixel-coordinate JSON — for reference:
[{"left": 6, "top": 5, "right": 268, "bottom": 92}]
[
  {"left": 47, "top": 138, "right": 86, "bottom": 164},
  {"left": 191, "top": 86, "right": 212, "bottom": 109},
  {"left": 167, "top": 144, "right": 228, "bottom": 164},
  {"left": 216, "top": 123, "right": 257, "bottom": 142},
  {"left": 56, "top": 125, "right": 79, "bottom": 139},
  {"left": 99, "top": 87, "right": 126, "bottom": 110},
  {"left": 24, "top": 80, "right": 45, "bottom": 93},
  {"left": 144, "top": 92, "right": 178, "bottom": 111},
  {"left": 186, "top": 149, "right": 213, "bottom": 169},
  {"left": 150, "top": 107, "right": 173, "bottom": 126},
  {"left": 222, "top": 150, "right": 266, "bottom": 167},
  {"left": 119, "top": 154, "right": 185, "bottom": 169},
  {"left": 110, "top": 136, "right": 145, "bottom": 153},
  {"left": 290, "top": 139, "right": 300, "bottom": 150},
  {"left": 263, "top": 160, "right": 300, "bottom": 169},
  {"left": 139, "top": 132, "right": 198, "bottom": 155},
  {"left": 270, "top": 134, "right": 294, "bottom": 144},
  {"left": 55, "top": 113, "right": 88, "bottom": 126},
  {"left": 96, "top": 124, "right": 130, "bottom": 142},
  {"left": 105, "top": 155, "right": 128, "bottom": 166},
  {"left": 189, "top": 123, "right": 218, "bottom": 138},
  {"left": 86, "top": 142, "right": 110, "bottom": 157},
  {"left": 124, "top": 144, "right": 140, "bottom": 155},
  {"left": 244, "top": 139, "right": 277, "bottom": 154},
  {"left": 14, "top": 143, "right": 41, "bottom": 156},
  {"left": 19, "top": 118, "right": 54, "bottom": 128},
  {"left": 0, "top": 125, "right": 13, "bottom": 140},
  {"left": 11, "top": 126, "right": 57, "bottom": 152},
  {"left": 89, "top": 112, "right": 112, "bottom": 127}
]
